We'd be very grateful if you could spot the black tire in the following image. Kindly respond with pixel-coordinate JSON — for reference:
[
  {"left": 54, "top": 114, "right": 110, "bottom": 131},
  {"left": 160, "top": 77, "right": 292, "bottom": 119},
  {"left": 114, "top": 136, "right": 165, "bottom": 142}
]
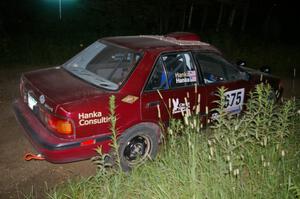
[
  {"left": 118, "top": 124, "right": 159, "bottom": 172},
  {"left": 268, "top": 89, "right": 277, "bottom": 102}
]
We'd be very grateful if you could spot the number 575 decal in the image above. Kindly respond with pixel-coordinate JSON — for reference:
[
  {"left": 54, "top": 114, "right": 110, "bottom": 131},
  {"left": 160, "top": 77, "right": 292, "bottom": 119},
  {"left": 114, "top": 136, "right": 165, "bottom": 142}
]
[{"left": 224, "top": 88, "right": 245, "bottom": 114}]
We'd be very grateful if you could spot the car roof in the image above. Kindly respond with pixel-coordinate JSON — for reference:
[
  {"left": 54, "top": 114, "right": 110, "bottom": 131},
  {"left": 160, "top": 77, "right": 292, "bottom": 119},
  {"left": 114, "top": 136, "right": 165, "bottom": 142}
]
[{"left": 101, "top": 35, "right": 220, "bottom": 53}]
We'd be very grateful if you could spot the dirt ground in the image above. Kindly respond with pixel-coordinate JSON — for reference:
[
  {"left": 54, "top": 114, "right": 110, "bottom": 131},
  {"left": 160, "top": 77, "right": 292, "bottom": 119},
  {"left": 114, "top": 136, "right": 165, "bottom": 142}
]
[
  {"left": 0, "top": 67, "right": 96, "bottom": 199},
  {"left": 0, "top": 67, "right": 299, "bottom": 199}
]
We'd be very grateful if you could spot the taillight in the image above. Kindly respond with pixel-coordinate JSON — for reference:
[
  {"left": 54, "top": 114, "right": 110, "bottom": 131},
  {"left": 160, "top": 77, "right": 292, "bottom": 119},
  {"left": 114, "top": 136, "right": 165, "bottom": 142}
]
[
  {"left": 40, "top": 108, "right": 74, "bottom": 136},
  {"left": 46, "top": 114, "right": 73, "bottom": 135}
]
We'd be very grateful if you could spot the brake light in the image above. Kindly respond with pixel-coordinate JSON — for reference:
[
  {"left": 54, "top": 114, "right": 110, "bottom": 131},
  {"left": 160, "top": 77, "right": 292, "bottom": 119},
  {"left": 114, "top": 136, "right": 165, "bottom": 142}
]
[
  {"left": 80, "top": 139, "right": 96, "bottom": 146},
  {"left": 40, "top": 110, "right": 74, "bottom": 136},
  {"left": 165, "top": 32, "right": 201, "bottom": 41}
]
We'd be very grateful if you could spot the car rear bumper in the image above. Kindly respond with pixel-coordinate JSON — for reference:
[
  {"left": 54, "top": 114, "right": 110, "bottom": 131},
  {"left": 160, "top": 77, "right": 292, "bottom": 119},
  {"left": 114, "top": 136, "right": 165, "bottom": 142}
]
[{"left": 13, "top": 99, "right": 111, "bottom": 163}]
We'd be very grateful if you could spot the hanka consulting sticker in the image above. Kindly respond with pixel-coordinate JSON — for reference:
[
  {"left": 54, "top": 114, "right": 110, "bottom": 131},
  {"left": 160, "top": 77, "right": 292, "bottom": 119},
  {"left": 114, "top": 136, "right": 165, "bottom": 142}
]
[
  {"left": 78, "top": 111, "right": 110, "bottom": 126},
  {"left": 175, "top": 70, "right": 197, "bottom": 84}
]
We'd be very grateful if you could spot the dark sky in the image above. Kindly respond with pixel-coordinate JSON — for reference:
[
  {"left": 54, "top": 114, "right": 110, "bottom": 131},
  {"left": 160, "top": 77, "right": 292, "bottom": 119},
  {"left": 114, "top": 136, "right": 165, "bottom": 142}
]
[{"left": 0, "top": 0, "right": 299, "bottom": 44}]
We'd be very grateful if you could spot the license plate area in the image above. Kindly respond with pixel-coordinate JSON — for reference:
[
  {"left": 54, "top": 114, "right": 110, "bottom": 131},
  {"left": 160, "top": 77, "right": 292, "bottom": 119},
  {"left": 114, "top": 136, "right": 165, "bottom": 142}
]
[{"left": 27, "top": 93, "right": 37, "bottom": 110}]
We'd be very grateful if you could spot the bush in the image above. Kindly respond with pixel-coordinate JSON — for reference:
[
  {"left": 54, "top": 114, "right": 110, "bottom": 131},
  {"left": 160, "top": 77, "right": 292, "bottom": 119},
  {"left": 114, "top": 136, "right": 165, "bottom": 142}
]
[{"left": 49, "top": 84, "right": 299, "bottom": 199}]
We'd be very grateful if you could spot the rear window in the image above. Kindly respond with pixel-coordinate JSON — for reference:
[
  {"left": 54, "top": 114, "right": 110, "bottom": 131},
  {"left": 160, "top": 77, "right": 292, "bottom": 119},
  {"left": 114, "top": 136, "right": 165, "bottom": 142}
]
[{"left": 63, "top": 41, "right": 142, "bottom": 90}]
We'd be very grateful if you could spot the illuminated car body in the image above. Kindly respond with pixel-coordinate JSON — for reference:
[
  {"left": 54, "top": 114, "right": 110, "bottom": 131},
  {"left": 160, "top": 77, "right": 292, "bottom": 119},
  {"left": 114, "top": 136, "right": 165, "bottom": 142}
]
[{"left": 13, "top": 33, "right": 282, "bottom": 163}]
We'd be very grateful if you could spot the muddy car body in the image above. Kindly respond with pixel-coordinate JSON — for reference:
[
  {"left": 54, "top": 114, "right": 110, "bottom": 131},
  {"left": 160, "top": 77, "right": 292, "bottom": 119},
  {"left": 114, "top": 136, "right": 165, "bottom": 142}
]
[{"left": 13, "top": 33, "right": 282, "bottom": 169}]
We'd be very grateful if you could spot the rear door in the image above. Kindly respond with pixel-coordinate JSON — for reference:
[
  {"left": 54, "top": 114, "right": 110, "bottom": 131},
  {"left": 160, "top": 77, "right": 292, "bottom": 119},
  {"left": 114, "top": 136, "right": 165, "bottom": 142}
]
[
  {"left": 193, "top": 52, "right": 251, "bottom": 120},
  {"left": 141, "top": 52, "right": 206, "bottom": 124}
]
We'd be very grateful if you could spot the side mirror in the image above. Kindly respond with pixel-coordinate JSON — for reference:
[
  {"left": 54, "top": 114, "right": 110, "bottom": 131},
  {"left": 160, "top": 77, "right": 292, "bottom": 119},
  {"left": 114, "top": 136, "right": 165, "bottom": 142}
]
[
  {"left": 236, "top": 60, "right": 246, "bottom": 67},
  {"left": 239, "top": 71, "right": 250, "bottom": 81},
  {"left": 260, "top": 66, "right": 271, "bottom": 74}
]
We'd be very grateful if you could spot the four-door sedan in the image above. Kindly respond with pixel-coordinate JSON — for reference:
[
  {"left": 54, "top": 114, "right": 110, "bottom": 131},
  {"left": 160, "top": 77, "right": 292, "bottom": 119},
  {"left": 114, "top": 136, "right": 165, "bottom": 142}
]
[{"left": 13, "top": 32, "right": 282, "bottom": 170}]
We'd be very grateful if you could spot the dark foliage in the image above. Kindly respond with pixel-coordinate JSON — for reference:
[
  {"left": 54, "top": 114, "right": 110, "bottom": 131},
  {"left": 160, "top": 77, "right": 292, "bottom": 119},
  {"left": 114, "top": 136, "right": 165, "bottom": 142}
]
[{"left": 0, "top": 0, "right": 299, "bottom": 69}]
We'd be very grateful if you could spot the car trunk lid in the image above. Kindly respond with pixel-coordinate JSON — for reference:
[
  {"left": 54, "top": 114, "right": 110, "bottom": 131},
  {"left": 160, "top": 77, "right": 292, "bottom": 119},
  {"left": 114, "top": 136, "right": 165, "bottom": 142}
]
[{"left": 22, "top": 67, "right": 108, "bottom": 112}]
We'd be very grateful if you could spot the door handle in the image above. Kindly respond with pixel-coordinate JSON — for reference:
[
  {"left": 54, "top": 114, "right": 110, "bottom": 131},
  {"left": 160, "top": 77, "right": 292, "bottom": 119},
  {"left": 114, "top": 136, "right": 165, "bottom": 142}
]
[
  {"left": 210, "top": 91, "right": 218, "bottom": 96},
  {"left": 146, "top": 101, "right": 160, "bottom": 108}
]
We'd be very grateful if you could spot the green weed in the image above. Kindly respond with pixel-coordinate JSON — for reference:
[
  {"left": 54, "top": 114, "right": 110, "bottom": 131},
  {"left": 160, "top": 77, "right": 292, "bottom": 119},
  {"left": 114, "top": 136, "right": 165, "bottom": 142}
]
[{"left": 49, "top": 84, "right": 299, "bottom": 199}]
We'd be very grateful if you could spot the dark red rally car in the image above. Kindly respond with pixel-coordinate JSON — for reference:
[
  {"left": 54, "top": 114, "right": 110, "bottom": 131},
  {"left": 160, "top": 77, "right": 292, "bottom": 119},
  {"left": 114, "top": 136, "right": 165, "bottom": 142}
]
[{"left": 13, "top": 32, "right": 282, "bottom": 169}]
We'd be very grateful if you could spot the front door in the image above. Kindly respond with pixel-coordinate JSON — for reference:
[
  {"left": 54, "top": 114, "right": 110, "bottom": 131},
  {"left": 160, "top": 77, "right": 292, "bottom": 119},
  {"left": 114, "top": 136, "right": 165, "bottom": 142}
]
[{"left": 193, "top": 52, "right": 251, "bottom": 120}]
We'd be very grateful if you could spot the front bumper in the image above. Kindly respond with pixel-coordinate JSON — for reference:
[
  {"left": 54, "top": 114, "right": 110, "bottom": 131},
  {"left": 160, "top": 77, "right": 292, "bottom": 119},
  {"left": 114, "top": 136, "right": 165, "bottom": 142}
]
[{"left": 13, "top": 99, "right": 111, "bottom": 163}]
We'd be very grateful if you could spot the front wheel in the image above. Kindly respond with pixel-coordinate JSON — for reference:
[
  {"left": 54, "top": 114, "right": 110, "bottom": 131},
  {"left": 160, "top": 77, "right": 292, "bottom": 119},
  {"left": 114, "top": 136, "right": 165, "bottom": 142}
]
[{"left": 118, "top": 124, "right": 159, "bottom": 171}]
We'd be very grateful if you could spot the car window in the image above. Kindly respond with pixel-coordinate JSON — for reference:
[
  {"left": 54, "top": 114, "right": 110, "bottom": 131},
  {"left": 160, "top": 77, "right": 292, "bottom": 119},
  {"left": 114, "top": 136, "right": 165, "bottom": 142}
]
[
  {"left": 145, "top": 52, "right": 198, "bottom": 91},
  {"left": 194, "top": 52, "right": 242, "bottom": 84},
  {"left": 63, "top": 41, "right": 141, "bottom": 90},
  {"left": 145, "top": 58, "right": 168, "bottom": 90}
]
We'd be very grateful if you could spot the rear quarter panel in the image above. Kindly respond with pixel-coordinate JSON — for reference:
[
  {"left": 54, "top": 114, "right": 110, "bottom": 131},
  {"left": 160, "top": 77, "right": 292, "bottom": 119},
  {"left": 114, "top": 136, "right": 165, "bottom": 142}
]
[{"left": 60, "top": 93, "right": 143, "bottom": 139}]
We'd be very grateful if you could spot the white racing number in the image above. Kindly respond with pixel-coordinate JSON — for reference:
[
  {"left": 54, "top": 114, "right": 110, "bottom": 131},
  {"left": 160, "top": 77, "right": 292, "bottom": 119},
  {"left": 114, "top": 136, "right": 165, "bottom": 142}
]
[{"left": 224, "top": 88, "right": 245, "bottom": 114}]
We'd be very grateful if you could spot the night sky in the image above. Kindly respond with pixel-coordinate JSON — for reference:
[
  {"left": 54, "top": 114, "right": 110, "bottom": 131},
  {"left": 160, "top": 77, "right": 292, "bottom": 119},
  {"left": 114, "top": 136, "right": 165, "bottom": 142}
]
[
  {"left": 0, "top": 0, "right": 299, "bottom": 67},
  {"left": 1, "top": 0, "right": 299, "bottom": 42}
]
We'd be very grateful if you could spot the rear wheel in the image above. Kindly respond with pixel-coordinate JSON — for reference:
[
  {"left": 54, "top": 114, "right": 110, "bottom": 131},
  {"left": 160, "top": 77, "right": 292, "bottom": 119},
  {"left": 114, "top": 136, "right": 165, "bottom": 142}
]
[
  {"left": 118, "top": 124, "right": 159, "bottom": 171},
  {"left": 268, "top": 89, "right": 277, "bottom": 102}
]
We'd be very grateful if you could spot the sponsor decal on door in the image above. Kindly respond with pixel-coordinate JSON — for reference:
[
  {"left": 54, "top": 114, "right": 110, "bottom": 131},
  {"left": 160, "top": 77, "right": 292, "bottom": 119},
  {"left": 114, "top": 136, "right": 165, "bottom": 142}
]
[{"left": 172, "top": 98, "right": 190, "bottom": 114}]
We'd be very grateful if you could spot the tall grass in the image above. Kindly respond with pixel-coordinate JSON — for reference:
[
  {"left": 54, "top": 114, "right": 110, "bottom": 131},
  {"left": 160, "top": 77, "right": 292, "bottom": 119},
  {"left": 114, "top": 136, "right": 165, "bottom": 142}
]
[{"left": 48, "top": 84, "right": 299, "bottom": 199}]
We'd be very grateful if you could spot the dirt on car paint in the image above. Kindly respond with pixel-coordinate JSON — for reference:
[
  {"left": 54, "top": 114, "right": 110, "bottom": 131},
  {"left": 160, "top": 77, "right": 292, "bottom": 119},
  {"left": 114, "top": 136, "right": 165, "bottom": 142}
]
[{"left": 0, "top": 67, "right": 299, "bottom": 199}]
